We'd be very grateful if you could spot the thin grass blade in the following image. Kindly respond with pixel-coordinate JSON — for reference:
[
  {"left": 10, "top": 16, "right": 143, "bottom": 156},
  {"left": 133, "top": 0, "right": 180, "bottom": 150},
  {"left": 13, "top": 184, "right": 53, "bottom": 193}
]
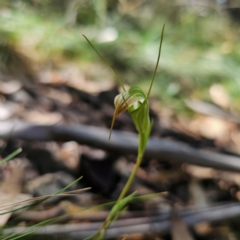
[{"left": 0, "top": 148, "right": 22, "bottom": 167}]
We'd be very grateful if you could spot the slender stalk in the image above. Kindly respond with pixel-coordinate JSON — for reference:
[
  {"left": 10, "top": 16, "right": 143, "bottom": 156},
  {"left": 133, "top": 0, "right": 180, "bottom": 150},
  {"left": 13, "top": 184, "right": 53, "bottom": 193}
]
[
  {"left": 118, "top": 133, "right": 146, "bottom": 201},
  {"left": 146, "top": 24, "right": 165, "bottom": 100},
  {"left": 93, "top": 134, "right": 145, "bottom": 240},
  {"left": 118, "top": 153, "right": 142, "bottom": 201},
  {"left": 82, "top": 35, "right": 125, "bottom": 91},
  {"left": 93, "top": 155, "right": 143, "bottom": 240}
]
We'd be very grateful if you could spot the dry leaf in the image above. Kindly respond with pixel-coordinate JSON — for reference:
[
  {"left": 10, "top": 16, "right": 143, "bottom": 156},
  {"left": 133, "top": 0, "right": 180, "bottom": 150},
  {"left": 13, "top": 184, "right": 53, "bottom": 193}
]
[
  {"left": 0, "top": 159, "right": 28, "bottom": 226},
  {"left": 171, "top": 211, "right": 194, "bottom": 240}
]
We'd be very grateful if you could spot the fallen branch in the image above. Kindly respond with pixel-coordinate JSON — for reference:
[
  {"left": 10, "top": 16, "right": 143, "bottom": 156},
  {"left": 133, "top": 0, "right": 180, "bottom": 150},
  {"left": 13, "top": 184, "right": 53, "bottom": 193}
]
[
  {"left": 185, "top": 99, "right": 240, "bottom": 123},
  {"left": 1, "top": 121, "right": 240, "bottom": 171},
  {"left": 3, "top": 202, "right": 240, "bottom": 239}
]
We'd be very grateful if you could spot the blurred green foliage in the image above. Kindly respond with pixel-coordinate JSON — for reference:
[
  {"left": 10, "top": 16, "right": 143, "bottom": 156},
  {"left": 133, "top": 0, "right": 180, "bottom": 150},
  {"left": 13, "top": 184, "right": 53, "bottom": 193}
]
[{"left": 1, "top": 0, "right": 240, "bottom": 112}]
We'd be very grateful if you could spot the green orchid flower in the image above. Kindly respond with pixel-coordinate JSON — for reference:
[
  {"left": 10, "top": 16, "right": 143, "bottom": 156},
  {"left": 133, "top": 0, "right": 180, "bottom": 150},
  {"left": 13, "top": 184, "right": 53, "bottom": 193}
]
[{"left": 83, "top": 24, "right": 165, "bottom": 240}]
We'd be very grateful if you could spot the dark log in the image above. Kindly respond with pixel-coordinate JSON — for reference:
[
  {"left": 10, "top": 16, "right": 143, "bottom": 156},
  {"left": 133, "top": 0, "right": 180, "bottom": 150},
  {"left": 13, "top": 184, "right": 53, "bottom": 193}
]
[{"left": 1, "top": 121, "right": 240, "bottom": 171}]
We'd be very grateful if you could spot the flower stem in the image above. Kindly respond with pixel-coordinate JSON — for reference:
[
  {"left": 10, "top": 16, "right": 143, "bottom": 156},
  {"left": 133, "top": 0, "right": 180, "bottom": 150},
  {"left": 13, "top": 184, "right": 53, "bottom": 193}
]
[
  {"left": 118, "top": 153, "right": 142, "bottom": 201},
  {"left": 92, "top": 134, "right": 145, "bottom": 240},
  {"left": 93, "top": 155, "right": 143, "bottom": 239},
  {"left": 118, "top": 132, "right": 145, "bottom": 201}
]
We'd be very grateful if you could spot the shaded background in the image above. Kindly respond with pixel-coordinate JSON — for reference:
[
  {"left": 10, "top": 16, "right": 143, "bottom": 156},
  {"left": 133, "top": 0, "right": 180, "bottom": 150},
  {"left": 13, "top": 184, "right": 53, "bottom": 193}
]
[
  {"left": 1, "top": 0, "right": 240, "bottom": 240},
  {"left": 1, "top": 0, "right": 240, "bottom": 110}
]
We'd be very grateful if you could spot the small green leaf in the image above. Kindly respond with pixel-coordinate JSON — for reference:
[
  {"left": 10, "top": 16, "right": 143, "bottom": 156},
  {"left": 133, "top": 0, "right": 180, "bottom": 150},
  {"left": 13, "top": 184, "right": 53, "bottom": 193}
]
[{"left": 108, "top": 192, "right": 136, "bottom": 221}]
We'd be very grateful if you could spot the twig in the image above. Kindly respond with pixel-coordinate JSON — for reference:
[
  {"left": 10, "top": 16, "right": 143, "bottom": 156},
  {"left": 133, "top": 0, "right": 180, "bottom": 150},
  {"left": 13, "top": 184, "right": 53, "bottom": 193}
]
[
  {"left": 3, "top": 202, "right": 240, "bottom": 239},
  {"left": 1, "top": 121, "right": 240, "bottom": 171},
  {"left": 185, "top": 99, "right": 240, "bottom": 123}
]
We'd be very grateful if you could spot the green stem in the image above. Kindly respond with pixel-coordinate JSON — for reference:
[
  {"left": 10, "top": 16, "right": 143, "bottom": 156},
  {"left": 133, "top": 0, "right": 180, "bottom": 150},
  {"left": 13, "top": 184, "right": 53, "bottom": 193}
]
[
  {"left": 93, "top": 155, "right": 143, "bottom": 239},
  {"left": 117, "top": 153, "right": 142, "bottom": 201},
  {"left": 92, "top": 134, "right": 145, "bottom": 240}
]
